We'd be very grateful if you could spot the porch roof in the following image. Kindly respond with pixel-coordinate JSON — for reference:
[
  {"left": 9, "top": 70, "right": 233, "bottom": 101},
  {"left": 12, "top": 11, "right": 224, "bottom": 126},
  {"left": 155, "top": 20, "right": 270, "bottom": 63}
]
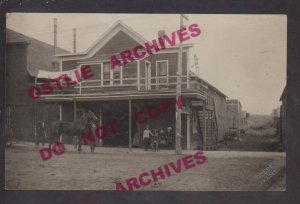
[{"left": 37, "top": 90, "right": 207, "bottom": 102}]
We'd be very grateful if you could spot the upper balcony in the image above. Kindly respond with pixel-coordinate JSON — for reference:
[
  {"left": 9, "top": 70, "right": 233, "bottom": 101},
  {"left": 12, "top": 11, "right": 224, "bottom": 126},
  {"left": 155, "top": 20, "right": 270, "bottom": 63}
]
[{"left": 36, "top": 73, "right": 208, "bottom": 101}]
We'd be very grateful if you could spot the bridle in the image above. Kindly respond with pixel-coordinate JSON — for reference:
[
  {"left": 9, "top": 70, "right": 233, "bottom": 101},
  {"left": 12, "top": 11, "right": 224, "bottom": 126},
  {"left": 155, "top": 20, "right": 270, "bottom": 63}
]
[{"left": 86, "top": 111, "right": 98, "bottom": 129}]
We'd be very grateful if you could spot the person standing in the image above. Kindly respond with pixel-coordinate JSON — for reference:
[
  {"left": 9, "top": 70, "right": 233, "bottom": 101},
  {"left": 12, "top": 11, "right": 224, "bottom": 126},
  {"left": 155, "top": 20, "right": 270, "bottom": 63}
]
[
  {"left": 36, "top": 121, "right": 46, "bottom": 146},
  {"left": 167, "top": 126, "right": 174, "bottom": 149},
  {"left": 143, "top": 125, "right": 153, "bottom": 151}
]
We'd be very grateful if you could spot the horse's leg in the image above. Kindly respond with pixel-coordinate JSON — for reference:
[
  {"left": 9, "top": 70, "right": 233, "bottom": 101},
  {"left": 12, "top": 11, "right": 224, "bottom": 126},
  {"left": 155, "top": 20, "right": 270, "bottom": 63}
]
[
  {"left": 78, "top": 135, "right": 82, "bottom": 153},
  {"left": 55, "top": 135, "right": 63, "bottom": 152},
  {"left": 48, "top": 133, "right": 55, "bottom": 150},
  {"left": 42, "top": 131, "right": 46, "bottom": 146},
  {"left": 90, "top": 141, "right": 95, "bottom": 153},
  {"left": 74, "top": 136, "right": 78, "bottom": 149},
  {"left": 90, "top": 133, "right": 96, "bottom": 153}
]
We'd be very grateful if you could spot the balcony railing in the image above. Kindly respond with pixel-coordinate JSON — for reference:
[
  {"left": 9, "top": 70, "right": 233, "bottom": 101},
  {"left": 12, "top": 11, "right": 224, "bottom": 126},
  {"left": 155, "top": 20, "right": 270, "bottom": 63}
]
[{"left": 36, "top": 75, "right": 208, "bottom": 97}]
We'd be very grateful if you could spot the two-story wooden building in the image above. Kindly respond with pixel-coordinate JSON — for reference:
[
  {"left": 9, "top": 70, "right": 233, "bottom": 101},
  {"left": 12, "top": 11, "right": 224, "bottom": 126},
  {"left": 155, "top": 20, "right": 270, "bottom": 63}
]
[
  {"left": 36, "top": 21, "right": 229, "bottom": 150},
  {"left": 5, "top": 29, "right": 68, "bottom": 142}
]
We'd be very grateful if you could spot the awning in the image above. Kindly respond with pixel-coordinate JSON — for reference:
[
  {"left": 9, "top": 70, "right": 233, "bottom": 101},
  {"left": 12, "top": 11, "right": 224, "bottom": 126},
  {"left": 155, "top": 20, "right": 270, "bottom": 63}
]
[{"left": 37, "top": 67, "right": 82, "bottom": 81}]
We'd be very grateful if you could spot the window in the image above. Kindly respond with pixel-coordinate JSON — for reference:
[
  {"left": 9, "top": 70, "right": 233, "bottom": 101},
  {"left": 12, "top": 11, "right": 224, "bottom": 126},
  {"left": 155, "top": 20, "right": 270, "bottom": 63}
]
[
  {"left": 87, "top": 64, "right": 101, "bottom": 80},
  {"left": 103, "top": 62, "right": 110, "bottom": 85},
  {"left": 113, "top": 68, "right": 121, "bottom": 85},
  {"left": 76, "top": 61, "right": 123, "bottom": 86},
  {"left": 123, "top": 62, "right": 137, "bottom": 84},
  {"left": 156, "top": 60, "right": 168, "bottom": 89},
  {"left": 157, "top": 61, "right": 167, "bottom": 76}
]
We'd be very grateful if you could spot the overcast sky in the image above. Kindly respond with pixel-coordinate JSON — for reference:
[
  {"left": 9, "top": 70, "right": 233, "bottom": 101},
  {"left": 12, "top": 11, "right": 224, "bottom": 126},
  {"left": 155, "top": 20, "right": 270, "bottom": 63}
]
[{"left": 6, "top": 13, "right": 287, "bottom": 115}]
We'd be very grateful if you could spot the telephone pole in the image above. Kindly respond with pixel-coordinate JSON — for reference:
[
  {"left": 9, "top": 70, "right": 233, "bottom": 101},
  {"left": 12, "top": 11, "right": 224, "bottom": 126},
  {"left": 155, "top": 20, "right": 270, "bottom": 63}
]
[
  {"left": 54, "top": 18, "right": 57, "bottom": 55},
  {"left": 175, "top": 14, "right": 189, "bottom": 155},
  {"left": 73, "top": 28, "right": 77, "bottom": 53}
]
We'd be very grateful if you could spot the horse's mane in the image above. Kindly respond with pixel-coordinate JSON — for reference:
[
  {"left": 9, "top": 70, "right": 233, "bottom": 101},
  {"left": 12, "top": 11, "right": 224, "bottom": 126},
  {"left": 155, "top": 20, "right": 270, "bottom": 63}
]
[{"left": 74, "top": 113, "right": 88, "bottom": 131}]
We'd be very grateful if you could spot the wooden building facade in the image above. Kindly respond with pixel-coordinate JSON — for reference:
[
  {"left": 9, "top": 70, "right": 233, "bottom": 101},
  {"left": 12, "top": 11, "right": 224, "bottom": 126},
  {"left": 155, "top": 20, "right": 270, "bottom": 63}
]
[
  {"left": 5, "top": 29, "right": 67, "bottom": 142},
  {"left": 34, "top": 21, "right": 229, "bottom": 150},
  {"left": 5, "top": 21, "right": 232, "bottom": 150},
  {"left": 225, "top": 99, "right": 242, "bottom": 133}
]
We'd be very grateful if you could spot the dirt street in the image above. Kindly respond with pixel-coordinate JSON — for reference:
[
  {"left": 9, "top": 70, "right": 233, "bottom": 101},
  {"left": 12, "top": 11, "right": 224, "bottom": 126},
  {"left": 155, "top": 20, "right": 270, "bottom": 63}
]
[{"left": 5, "top": 142, "right": 285, "bottom": 191}]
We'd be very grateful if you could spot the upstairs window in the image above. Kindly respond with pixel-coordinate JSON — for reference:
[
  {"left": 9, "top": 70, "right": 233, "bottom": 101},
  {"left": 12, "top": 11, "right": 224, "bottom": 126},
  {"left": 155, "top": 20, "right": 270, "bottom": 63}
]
[
  {"left": 113, "top": 67, "right": 121, "bottom": 85},
  {"left": 103, "top": 62, "right": 110, "bottom": 85},
  {"left": 157, "top": 61, "right": 168, "bottom": 76},
  {"left": 156, "top": 60, "right": 168, "bottom": 89}
]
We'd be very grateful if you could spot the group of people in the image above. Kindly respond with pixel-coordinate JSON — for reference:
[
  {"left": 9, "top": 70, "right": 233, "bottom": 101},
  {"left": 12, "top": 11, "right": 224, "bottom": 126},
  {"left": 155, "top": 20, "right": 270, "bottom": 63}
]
[{"left": 142, "top": 125, "right": 174, "bottom": 151}]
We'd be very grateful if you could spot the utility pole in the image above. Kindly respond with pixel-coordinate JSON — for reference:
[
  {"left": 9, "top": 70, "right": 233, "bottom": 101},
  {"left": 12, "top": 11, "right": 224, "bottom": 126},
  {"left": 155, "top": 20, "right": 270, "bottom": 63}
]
[
  {"left": 175, "top": 14, "right": 189, "bottom": 155},
  {"left": 73, "top": 28, "right": 77, "bottom": 53},
  {"left": 54, "top": 18, "right": 57, "bottom": 55}
]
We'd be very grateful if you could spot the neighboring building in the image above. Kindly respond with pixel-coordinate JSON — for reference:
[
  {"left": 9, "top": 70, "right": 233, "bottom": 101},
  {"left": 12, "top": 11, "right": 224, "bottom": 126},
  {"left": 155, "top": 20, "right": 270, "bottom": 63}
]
[
  {"left": 34, "top": 20, "right": 229, "bottom": 150},
  {"left": 5, "top": 29, "right": 68, "bottom": 142},
  {"left": 225, "top": 99, "right": 242, "bottom": 132},
  {"left": 240, "top": 110, "right": 249, "bottom": 131},
  {"left": 271, "top": 107, "right": 281, "bottom": 135},
  {"left": 279, "top": 86, "right": 286, "bottom": 149}
]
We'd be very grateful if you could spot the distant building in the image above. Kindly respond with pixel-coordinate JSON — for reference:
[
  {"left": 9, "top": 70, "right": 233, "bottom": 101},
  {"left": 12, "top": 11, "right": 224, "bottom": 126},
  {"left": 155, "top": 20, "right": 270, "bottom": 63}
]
[
  {"left": 240, "top": 110, "right": 249, "bottom": 131},
  {"left": 225, "top": 99, "right": 242, "bottom": 133},
  {"left": 271, "top": 107, "right": 280, "bottom": 135},
  {"left": 279, "top": 86, "right": 286, "bottom": 150}
]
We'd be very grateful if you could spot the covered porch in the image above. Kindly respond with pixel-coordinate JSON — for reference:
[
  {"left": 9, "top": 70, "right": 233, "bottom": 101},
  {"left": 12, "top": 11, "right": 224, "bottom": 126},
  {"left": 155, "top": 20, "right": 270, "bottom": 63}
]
[{"left": 38, "top": 92, "right": 208, "bottom": 150}]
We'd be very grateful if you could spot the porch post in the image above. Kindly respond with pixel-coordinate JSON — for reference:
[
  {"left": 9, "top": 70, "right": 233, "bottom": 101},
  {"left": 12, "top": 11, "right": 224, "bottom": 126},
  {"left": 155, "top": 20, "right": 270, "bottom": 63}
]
[
  {"left": 187, "top": 50, "right": 190, "bottom": 88},
  {"left": 187, "top": 114, "right": 191, "bottom": 150},
  {"left": 203, "top": 103, "right": 207, "bottom": 150},
  {"left": 34, "top": 100, "right": 37, "bottom": 145},
  {"left": 137, "top": 60, "right": 140, "bottom": 90},
  {"left": 73, "top": 98, "right": 77, "bottom": 148},
  {"left": 99, "top": 107, "right": 103, "bottom": 146},
  {"left": 129, "top": 99, "right": 132, "bottom": 151},
  {"left": 34, "top": 76, "right": 37, "bottom": 145},
  {"left": 73, "top": 99, "right": 77, "bottom": 147},
  {"left": 59, "top": 104, "right": 62, "bottom": 142},
  {"left": 73, "top": 99, "right": 77, "bottom": 120},
  {"left": 186, "top": 100, "right": 191, "bottom": 150}
]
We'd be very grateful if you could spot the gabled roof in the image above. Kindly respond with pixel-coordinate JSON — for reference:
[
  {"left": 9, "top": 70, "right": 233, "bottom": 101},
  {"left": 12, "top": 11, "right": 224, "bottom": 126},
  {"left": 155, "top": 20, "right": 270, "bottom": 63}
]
[{"left": 56, "top": 20, "right": 147, "bottom": 58}]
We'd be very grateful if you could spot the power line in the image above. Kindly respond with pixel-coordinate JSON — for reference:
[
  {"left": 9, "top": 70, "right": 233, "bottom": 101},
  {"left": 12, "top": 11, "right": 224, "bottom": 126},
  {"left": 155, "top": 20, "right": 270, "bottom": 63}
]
[{"left": 7, "top": 22, "right": 108, "bottom": 42}]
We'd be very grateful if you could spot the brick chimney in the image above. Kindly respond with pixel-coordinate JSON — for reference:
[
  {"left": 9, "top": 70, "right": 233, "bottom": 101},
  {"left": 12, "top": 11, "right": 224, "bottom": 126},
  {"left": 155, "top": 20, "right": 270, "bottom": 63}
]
[{"left": 158, "top": 30, "right": 166, "bottom": 49}]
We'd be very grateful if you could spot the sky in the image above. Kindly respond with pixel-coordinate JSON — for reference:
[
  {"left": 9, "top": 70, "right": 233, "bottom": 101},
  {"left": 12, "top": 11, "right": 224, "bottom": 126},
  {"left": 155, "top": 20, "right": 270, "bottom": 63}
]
[{"left": 6, "top": 13, "right": 287, "bottom": 115}]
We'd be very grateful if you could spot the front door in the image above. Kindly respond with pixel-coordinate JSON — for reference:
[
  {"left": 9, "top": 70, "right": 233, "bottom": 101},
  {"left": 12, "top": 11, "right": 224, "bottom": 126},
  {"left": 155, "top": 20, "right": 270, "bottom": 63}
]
[{"left": 145, "top": 61, "right": 151, "bottom": 90}]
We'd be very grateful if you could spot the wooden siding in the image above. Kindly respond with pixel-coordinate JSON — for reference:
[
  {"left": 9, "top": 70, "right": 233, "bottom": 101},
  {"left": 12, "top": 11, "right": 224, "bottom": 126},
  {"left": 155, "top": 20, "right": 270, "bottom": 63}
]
[
  {"left": 5, "top": 29, "right": 68, "bottom": 142},
  {"left": 6, "top": 43, "right": 30, "bottom": 106},
  {"left": 148, "top": 52, "right": 188, "bottom": 76},
  {"left": 7, "top": 29, "right": 68, "bottom": 74},
  {"left": 61, "top": 30, "right": 188, "bottom": 81},
  {"left": 62, "top": 60, "right": 78, "bottom": 71},
  {"left": 212, "top": 91, "right": 228, "bottom": 141},
  {"left": 67, "top": 30, "right": 143, "bottom": 64}
]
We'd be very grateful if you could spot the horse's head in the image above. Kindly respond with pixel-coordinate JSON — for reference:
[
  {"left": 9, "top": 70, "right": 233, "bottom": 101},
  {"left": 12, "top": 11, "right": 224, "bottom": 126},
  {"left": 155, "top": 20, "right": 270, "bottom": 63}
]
[{"left": 86, "top": 110, "right": 98, "bottom": 124}]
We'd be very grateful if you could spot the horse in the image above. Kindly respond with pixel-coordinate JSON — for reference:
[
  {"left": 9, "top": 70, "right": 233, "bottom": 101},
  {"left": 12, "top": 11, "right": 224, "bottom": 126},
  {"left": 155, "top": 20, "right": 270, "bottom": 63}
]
[{"left": 48, "top": 110, "right": 98, "bottom": 153}]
